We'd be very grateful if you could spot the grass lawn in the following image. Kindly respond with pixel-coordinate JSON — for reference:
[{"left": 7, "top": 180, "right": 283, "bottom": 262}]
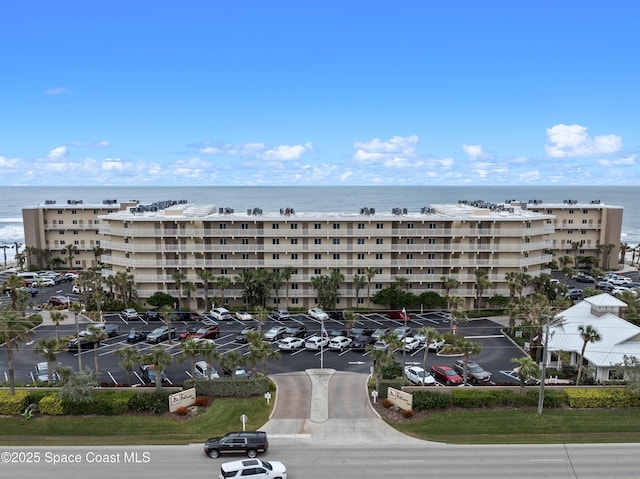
[
  {"left": 0, "top": 396, "right": 272, "bottom": 446},
  {"left": 389, "top": 408, "right": 640, "bottom": 444}
]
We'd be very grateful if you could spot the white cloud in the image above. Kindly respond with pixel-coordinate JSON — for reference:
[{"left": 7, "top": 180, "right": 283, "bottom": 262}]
[
  {"left": 462, "top": 144, "right": 484, "bottom": 161},
  {"left": 545, "top": 124, "right": 622, "bottom": 158},
  {"left": 437, "top": 158, "right": 455, "bottom": 168},
  {"left": 0, "top": 156, "right": 20, "bottom": 168},
  {"left": 199, "top": 141, "right": 312, "bottom": 161},
  {"left": 597, "top": 155, "right": 636, "bottom": 167},
  {"left": 518, "top": 170, "right": 540, "bottom": 182},
  {"left": 339, "top": 171, "right": 352, "bottom": 181},
  {"left": 102, "top": 158, "right": 129, "bottom": 171},
  {"left": 262, "top": 142, "right": 312, "bottom": 161},
  {"left": 47, "top": 146, "right": 67, "bottom": 161},
  {"left": 353, "top": 135, "right": 419, "bottom": 163},
  {"left": 72, "top": 140, "right": 111, "bottom": 148},
  {"left": 44, "top": 86, "right": 72, "bottom": 96}
]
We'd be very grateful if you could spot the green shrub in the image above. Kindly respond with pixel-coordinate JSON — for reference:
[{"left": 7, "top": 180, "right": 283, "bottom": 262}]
[
  {"left": 452, "top": 389, "right": 533, "bottom": 408},
  {"left": 128, "top": 391, "right": 171, "bottom": 414},
  {"left": 412, "top": 390, "right": 452, "bottom": 410},
  {"left": 0, "top": 390, "right": 30, "bottom": 415},
  {"left": 186, "top": 377, "right": 270, "bottom": 398},
  {"left": 39, "top": 394, "right": 64, "bottom": 415},
  {"left": 524, "top": 389, "right": 567, "bottom": 408}
]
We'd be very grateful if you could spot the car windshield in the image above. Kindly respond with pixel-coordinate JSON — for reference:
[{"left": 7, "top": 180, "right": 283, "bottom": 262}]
[
  {"left": 196, "top": 328, "right": 208, "bottom": 334},
  {"left": 469, "top": 365, "right": 484, "bottom": 373},
  {"left": 445, "top": 369, "right": 456, "bottom": 376},
  {"left": 151, "top": 328, "right": 164, "bottom": 334},
  {"left": 261, "top": 461, "right": 273, "bottom": 471}
]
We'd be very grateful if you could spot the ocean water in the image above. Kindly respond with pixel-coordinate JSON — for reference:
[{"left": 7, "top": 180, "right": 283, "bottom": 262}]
[{"left": 1, "top": 185, "right": 639, "bottom": 263}]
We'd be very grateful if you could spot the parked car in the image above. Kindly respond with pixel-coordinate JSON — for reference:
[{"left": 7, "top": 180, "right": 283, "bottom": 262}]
[
  {"left": 404, "top": 366, "right": 435, "bottom": 386},
  {"left": 217, "top": 458, "right": 285, "bottom": 478},
  {"left": 328, "top": 311, "right": 343, "bottom": 321},
  {"left": 210, "top": 307, "right": 233, "bottom": 321},
  {"left": 304, "top": 336, "right": 329, "bottom": 350},
  {"left": 67, "top": 335, "right": 99, "bottom": 351},
  {"left": 141, "top": 310, "right": 163, "bottom": 321},
  {"left": 179, "top": 311, "right": 203, "bottom": 321},
  {"left": 351, "top": 335, "right": 375, "bottom": 350},
  {"left": 453, "top": 359, "right": 492, "bottom": 384},
  {"left": 596, "top": 281, "right": 615, "bottom": 291},
  {"left": 194, "top": 360, "right": 220, "bottom": 379},
  {"left": 235, "top": 311, "right": 253, "bottom": 321},
  {"left": 236, "top": 326, "right": 258, "bottom": 343},
  {"left": 204, "top": 431, "right": 269, "bottom": 459},
  {"left": 393, "top": 326, "right": 413, "bottom": 340},
  {"left": 191, "top": 325, "right": 221, "bottom": 340},
  {"left": 607, "top": 275, "right": 632, "bottom": 286},
  {"left": 350, "top": 327, "right": 372, "bottom": 339},
  {"left": 284, "top": 325, "right": 307, "bottom": 338},
  {"left": 387, "top": 311, "right": 408, "bottom": 319},
  {"left": 35, "top": 362, "right": 60, "bottom": 382},
  {"left": 328, "top": 336, "right": 352, "bottom": 352},
  {"left": 401, "top": 336, "right": 421, "bottom": 352},
  {"left": 329, "top": 329, "right": 348, "bottom": 339},
  {"left": 307, "top": 307, "right": 329, "bottom": 320},
  {"left": 565, "top": 288, "right": 584, "bottom": 300},
  {"left": 71, "top": 284, "right": 92, "bottom": 293},
  {"left": 431, "top": 365, "right": 464, "bottom": 385},
  {"left": 139, "top": 364, "right": 170, "bottom": 385},
  {"left": 373, "top": 340, "right": 389, "bottom": 351},
  {"left": 573, "top": 272, "right": 595, "bottom": 283},
  {"left": 269, "top": 308, "right": 290, "bottom": 320},
  {"left": 277, "top": 337, "right": 305, "bottom": 351},
  {"left": 178, "top": 325, "right": 201, "bottom": 340},
  {"left": 34, "top": 277, "right": 55, "bottom": 287},
  {"left": 146, "top": 326, "right": 177, "bottom": 343},
  {"left": 264, "top": 326, "right": 287, "bottom": 342},
  {"left": 612, "top": 286, "right": 637, "bottom": 297},
  {"left": 127, "top": 328, "right": 150, "bottom": 343},
  {"left": 427, "top": 338, "right": 446, "bottom": 351},
  {"left": 48, "top": 295, "right": 70, "bottom": 306},
  {"left": 120, "top": 308, "right": 139, "bottom": 320},
  {"left": 371, "top": 327, "right": 390, "bottom": 341},
  {"left": 222, "top": 367, "right": 250, "bottom": 379}
]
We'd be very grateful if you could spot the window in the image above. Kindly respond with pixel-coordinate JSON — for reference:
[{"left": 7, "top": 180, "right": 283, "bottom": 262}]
[
  {"left": 315, "top": 253, "right": 322, "bottom": 260},
  {"left": 292, "top": 298, "right": 299, "bottom": 305},
  {"left": 272, "top": 224, "right": 279, "bottom": 229},
  {"left": 220, "top": 238, "right": 227, "bottom": 245},
  {"left": 427, "top": 253, "right": 436, "bottom": 259},
  {"left": 72, "top": 220, "right": 78, "bottom": 225},
  {"left": 273, "top": 238, "right": 280, "bottom": 245},
  {"left": 242, "top": 238, "right": 249, "bottom": 245},
  {"left": 290, "top": 223, "right": 298, "bottom": 229},
  {"left": 428, "top": 238, "right": 436, "bottom": 244},
  {"left": 429, "top": 223, "right": 437, "bottom": 229},
  {"left": 375, "top": 253, "right": 383, "bottom": 259},
  {"left": 376, "top": 223, "right": 384, "bottom": 229},
  {"left": 291, "top": 253, "right": 298, "bottom": 259},
  {"left": 291, "top": 238, "right": 298, "bottom": 245},
  {"left": 333, "top": 238, "right": 340, "bottom": 245},
  {"left": 357, "top": 238, "right": 365, "bottom": 245},
  {"left": 376, "top": 238, "right": 383, "bottom": 244},
  {"left": 357, "top": 253, "right": 365, "bottom": 260},
  {"left": 314, "top": 223, "right": 321, "bottom": 230},
  {"left": 357, "top": 297, "right": 364, "bottom": 304},
  {"left": 220, "top": 253, "right": 227, "bottom": 260},
  {"left": 546, "top": 209, "right": 553, "bottom": 214},
  {"left": 333, "top": 253, "right": 340, "bottom": 259},
  {"left": 60, "top": 240, "right": 65, "bottom": 245},
  {"left": 242, "top": 253, "right": 249, "bottom": 260},
  {"left": 569, "top": 209, "right": 575, "bottom": 214},
  {"left": 427, "top": 268, "right": 435, "bottom": 274},
  {"left": 291, "top": 283, "right": 299, "bottom": 290},
  {"left": 241, "top": 223, "right": 249, "bottom": 229},
  {"left": 407, "top": 223, "right": 414, "bottom": 229},
  {"left": 59, "top": 220, "right": 64, "bottom": 225},
  {"left": 406, "top": 253, "right": 413, "bottom": 259},
  {"left": 568, "top": 219, "right": 574, "bottom": 224},
  {"left": 71, "top": 209, "right": 77, "bottom": 215},
  {"left": 219, "top": 223, "right": 227, "bottom": 229},
  {"left": 609, "top": 369, "right": 624, "bottom": 380},
  {"left": 407, "top": 238, "right": 414, "bottom": 245},
  {"left": 582, "top": 209, "right": 588, "bottom": 214},
  {"left": 57, "top": 210, "right": 63, "bottom": 214},
  {"left": 357, "top": 223, "right": 365, "bottom": 229},
  {"left": 314, "top": 268, "right": 321, "bottom": 275},
  {"left": 357, "top": 268, "right": 365, "bottom": 274},
  {"left": 314, "top": 238, "right": 322, "bottom": 245},
  {"left": 272, "top": 253, "right": 280, "bottom": 259},
  {"left": 406, "top": 268, "right": 413, "bottom": 274},
  {"left": 73, "top": 230, "right": 78, "bottom": 235},
  {"left": 333, "top": 223, "right": 340, "bottom": 230},
  {"left": 220, "top": 268, "right": 228, "bottom": 274},
  {"left": 59, "top": 230, "right": 64, "bottom": 235},
  {"left": 375, "top": 283, "right": 382, "bottom": 290}
]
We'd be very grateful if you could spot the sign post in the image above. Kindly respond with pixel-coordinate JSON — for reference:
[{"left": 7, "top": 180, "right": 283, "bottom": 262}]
[{"left": 241, "top": 413, "right": 248, "bottom": 431}]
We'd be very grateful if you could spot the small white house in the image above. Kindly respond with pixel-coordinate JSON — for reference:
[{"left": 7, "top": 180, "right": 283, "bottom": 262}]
[{"left": 547, "top": 293, "right": 640, "bottom": 383}]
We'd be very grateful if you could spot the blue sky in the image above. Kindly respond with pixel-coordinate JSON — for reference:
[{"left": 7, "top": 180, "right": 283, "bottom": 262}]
[{"left": 1, "top": 1, "right": 638, "bottom": 186}]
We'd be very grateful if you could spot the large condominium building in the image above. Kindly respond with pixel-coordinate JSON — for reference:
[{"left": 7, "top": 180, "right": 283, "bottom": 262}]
[
  {"left": 22, "top": 196, "right": 623, "bottom": 311},
  {"left": 22, "top": 199, "right": 138, "bottom": 270},
  {"left": 97, "top": 200, "right": 556, "bottom": 311}
]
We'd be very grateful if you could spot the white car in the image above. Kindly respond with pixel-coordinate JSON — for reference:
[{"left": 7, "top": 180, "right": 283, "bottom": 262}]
[
  {"left": 609, "top": 276, "right": 632, "bottom": 286},
  {"left": 218, "top": 459, "right": 287, "bottom": 479},
  {"left": 72, "top": 284, "right": 93, "bottom": 294},
  {"left": 328, "top": 336, "right": 352, "bottom": 352},
  {"left": 404, "top": 366, "right": 436, "bottom": 386},
  {"left": 34, "top": 278, "right": 55, "bottom": 287},
  {"left": 612, "top": 286, "right": 637, "bottom": 297},
  {"left": 428, "top": 338, "right": 445, "bottom": 351},
  {"left": 235, "top": 311, "right": 253, "bottom": 321},
  {"left": 277, "top": 337, "right": 305, "bottom": 351},
  {"left": 401, "top": 336, "right": 421, "bottom": 352},
  {"left": 304, "top": 336, "right": 329, "bottom": 350},
  {"left": 210, "top": 307, "right": 233, "bottom": 321},
  {"left": 307, "top": 307, "right": 329, "bottom": 320}
]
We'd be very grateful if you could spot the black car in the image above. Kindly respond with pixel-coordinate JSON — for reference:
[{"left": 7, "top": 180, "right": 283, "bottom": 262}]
[
  {"left": 328, "top": 311, "right": 343, "bottom": 321},
  {"left": 284, "top": 325, "right": 307, "bottom": 338},
  {"left": 565, "top": 288, "right": 584, "bottom": 300},
  {"left": 351, "top": 335, "right": 375, "bottom": 350},
  {"left": 350, "top": 327, "right": 372, "bottom": 339},
  {"left": 67, "top": 335, "right": 99, "bottom": 351},
  {"left": 127, "top": 328, "right": 150, "bottom": 343},
  {"left": 574, "top": 272, "right": 595, "bottom": 283},
  {"left": 141, "top": 310, "right": 163, "bottom": 321},
  {"left": 204, "top": 431, "right": 269, "bottom": 459},
  {"left": 139, "top": 365, "right": 170, "bottom": 385}
]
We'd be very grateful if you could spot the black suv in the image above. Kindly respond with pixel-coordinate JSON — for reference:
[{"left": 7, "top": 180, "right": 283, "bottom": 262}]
[{"left": 204, "top": 431, "right": 269, "bottom": 459}]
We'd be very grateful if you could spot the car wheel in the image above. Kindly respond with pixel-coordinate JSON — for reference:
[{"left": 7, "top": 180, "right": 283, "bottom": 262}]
[
  {"left": 247, "top": 449, "right": 257, "bottom": 458},
  {"left": 208, "top": 449, "right": 220, "bottom": 459}
]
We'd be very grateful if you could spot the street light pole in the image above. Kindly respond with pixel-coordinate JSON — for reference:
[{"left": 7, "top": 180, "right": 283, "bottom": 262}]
[
  {"left": 75, "top": 311, "right": 82, "bottom": 371},
  {"left": 402, "top": 307, "right": 408, "bottom": 383},
  {"left": 320, "top": 316, "right": 324, "bottom": 370},
  {"left": 0, "top": 245, "right": 9, "bottom": 270}
]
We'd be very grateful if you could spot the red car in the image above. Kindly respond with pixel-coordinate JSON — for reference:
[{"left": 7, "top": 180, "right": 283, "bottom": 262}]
[
  {"left": 48, "top": 295, "right": 70, "bottom": 306},
  {"left": 190, "top": 325, "right": 221, "bottom": 340},
  {"left": 431, "top": 365, "right": 463, "bottom": 386}
]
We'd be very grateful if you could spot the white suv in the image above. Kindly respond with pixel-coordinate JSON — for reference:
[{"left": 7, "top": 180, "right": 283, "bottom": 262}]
[
  {"left": 219, "top": 459, "right": 287, "bottom": 479},
  {"left": 210, "top": 307, "right": 233, "bottom": 321}
]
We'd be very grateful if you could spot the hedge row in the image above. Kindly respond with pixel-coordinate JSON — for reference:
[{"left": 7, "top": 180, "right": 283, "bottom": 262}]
[
  {"left": 186, "top": 377, "right": 270, "bottom": 398},
  {"left": 410, "top": 389, "right": 569, "bottom": 411},
  {"left": 0, "top": 390, "right": 30, "bottom": 415},
  {"left": 565, "top": 388, "right": 640, "bottom": 408}
]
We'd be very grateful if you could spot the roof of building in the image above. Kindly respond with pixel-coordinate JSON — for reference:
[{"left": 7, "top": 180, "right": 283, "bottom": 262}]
[{"left": 548, "top": 293, "right": 640, "bottom": 367}]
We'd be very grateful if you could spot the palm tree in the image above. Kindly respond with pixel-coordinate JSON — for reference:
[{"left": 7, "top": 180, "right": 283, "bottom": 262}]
[
  {"left": 343, "top": 310, "right": 358, "bottom": 338},
  {"left": 87, "top": 325, "right": 108, "bottom": 375},
  {"left": 50, "top": 311, "right": 66, "bottom": 342},
  {"left": 92, "top": 245, "right": 104, "bottom": 267},
  {"left": 64, "top": 243, "right": 79, "bottom": 269},
  {"left": 34, "top": 337, "right": 61, "bottom": 383},
  {"left": 182, "top": 280, "right": 196, "bottom": 309},
  {"left": 474, "top": 269, "right": 493, "bottom": 309},
  {"left": 619, "top": 242, "right": 630, "bottom": 265},
  {"left": 172, "top": 270, "right": 186, "bottom": 307},
  {"left": 576, "top": 324, "right": 602, "bottom": 385},
  {"left": 2, "top": 274, "right": 26, "bottom": 312},
  {"left": 441, "top": 337, "right": 482, "bottom": 384},
  {"left": 219, "top": 350, "right": 245, "bottom": 380},
  {"left": 178, "top": 337, "right": 203, "bottom": 379},
  {"left": 141, "top": 348, "right": 173, "bottom": 392},
  {"left": 197, "top": 269, "right": 215, "bottom": 311},
  {"left": 253, "top": 306, "right": 268, "bottom": 332},
  {"left": 417, "top": 326, "right": 441, "bottom": 375},
  {"left": 115, "top": 346, "right": 141, "bottom": 386},
  {"left": 440, "top": 276, "right": 460, "bottom": 310},
  {"left": 199, "top": 341, "right": 220, "bottom": 380},
  {"left": 0, "top": 306, "right": 33, "bottom": 394},
  {"left": 367, "top": 344, "right": 396, "bottom": 393},
  {"left": 603, "top": 243, "right": 615, "bottom": 269},
  {"left": 235, "top": 270, "right": 256, "bottom": 309},
  {"left": 281, "top": 266, "right": 295, "bottom": 307},
  {"left": 510, "top": 356, "right": 540, "bottom": 394},
  {"left": 365, "top": 267, "right": 377, "bottom": 308},
  {"left": 352, "top": 274, "right": 366, "bottom": 307},
  {"left": 570, "top": 241, "right": 582, "bottom": 268},
  {"left": 216, "top": 276, "right": 233, "bottom": 307},
  {"left": 245, "top": 330, "right": 279, "bottom": 378},
  {"left": 160, "top": 305, "right": 175, "bottom": 343},
  {"left": 270, "top": 271, "right": 284, "bottom": 304}
]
